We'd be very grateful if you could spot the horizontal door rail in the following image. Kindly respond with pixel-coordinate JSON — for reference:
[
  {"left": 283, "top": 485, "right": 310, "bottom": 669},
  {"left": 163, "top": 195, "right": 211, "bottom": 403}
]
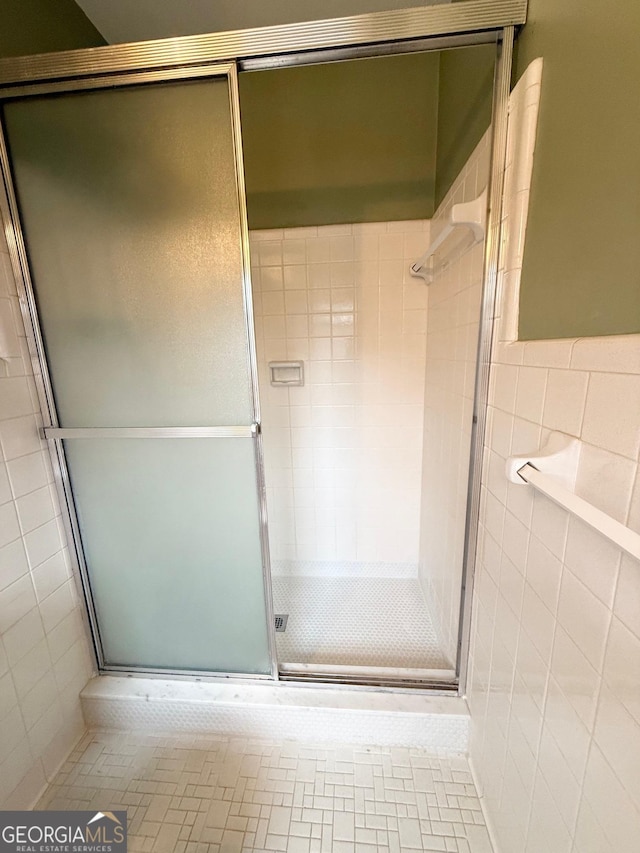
[
  {"left": 517, "top": 463, "right": 640, "bottom": 562},
  {"left": 43, "top": 425, "right": 258, "bottom": 440}
]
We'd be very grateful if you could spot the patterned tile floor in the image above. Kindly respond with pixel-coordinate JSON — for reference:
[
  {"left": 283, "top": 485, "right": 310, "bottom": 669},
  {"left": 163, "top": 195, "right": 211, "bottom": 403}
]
[
  {"left": 272, "top": 577, "right": 450, "bottom": 670},
  {"left": 39, "top": 730, "right": 493, "bottom": 852}
]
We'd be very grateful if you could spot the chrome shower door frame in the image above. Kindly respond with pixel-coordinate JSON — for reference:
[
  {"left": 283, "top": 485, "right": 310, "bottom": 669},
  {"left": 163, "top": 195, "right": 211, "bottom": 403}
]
[
  {"left": 456, "top": 27, "right": 515, "bottom": 695},
  {"left": 0, "top": 61, "right": 279, "bottom": 681},
  {"left": 0, "top": 0, "right": 524, "bottom": 690}
]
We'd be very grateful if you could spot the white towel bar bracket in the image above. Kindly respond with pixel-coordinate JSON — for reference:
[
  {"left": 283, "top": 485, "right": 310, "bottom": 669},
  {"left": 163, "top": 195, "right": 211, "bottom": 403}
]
[
  {"left": 506, "top": 431, "right": 640, "bottom": 562},
  {"left": 506, "top": 430, "right": 580, "bottom": 490},
  {"left": 410, "top": 188, "right": 487, "bottom": 283}
]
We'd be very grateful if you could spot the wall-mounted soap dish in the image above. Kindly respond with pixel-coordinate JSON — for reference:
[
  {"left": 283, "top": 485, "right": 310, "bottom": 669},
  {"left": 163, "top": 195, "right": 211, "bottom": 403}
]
[{"left": 269, "top": 361, "right": 304, "bottom": 386}]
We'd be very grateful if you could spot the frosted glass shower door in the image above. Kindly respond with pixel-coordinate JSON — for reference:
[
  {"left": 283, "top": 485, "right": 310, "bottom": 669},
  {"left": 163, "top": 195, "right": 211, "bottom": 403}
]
[{"left": 2, "top": 69, "right": 272, "bottom": 674}]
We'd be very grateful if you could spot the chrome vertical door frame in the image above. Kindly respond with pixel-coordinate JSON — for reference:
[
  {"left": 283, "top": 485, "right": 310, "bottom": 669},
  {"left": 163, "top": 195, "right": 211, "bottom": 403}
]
[
  {"left": 0, "top": 61, "right": 278, "bottom": 680},
  {"left": 456, "top": 27, "right": 515, "bottom": 694},
  {"left": 228, "top": 63, "right": 279, "bottom": 680}
]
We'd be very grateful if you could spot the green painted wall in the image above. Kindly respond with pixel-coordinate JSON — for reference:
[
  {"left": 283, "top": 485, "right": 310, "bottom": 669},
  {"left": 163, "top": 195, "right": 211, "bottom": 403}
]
[
  {"left": 515, "top": 0, "right": 640, "bottom": 340},
  {"left": 434, "top": 44, "right": 495, "bottom": 208},
  {"left": 240, "top": 52, "right": 440, "bottom": 229},
  {"left": 78, "top": 0, "right": 455, "bottom": 43},
  {"left": 0, "top": 0, "right": 104, "bottom": 57}
]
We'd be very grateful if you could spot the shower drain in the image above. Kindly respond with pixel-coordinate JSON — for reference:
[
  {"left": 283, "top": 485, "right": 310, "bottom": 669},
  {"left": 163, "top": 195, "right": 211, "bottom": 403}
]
[{"left": 274, "top": 614, "right": 288, "bottom": 632}]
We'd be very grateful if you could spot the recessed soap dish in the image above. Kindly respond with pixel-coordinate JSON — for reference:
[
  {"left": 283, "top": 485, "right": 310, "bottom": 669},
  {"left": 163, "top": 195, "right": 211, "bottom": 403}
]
[{"left": 269, "top": 361, "right": 304, "bottom": 386}]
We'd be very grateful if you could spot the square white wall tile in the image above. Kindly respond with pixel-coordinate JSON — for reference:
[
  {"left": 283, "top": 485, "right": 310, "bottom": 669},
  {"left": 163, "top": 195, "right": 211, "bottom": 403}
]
[
  {"left": 0, "top": 226, "right": 93, "bottom": 808},
  {"left": 252, "top": 219, "right": 429, "bottom": 575}
]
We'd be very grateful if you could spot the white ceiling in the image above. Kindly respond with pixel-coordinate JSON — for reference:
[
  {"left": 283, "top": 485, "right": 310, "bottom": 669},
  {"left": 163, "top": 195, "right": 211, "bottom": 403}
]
[{"left": 75, "top": 0, "right": 442, "bottom": 45}]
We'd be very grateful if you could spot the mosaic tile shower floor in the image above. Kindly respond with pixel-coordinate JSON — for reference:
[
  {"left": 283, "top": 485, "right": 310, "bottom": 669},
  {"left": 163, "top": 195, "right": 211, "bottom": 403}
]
[
  {"left": 39, "top": 730, "right": 493, "bottom": 852},
  {"left": 271, "top": 577, "right": 450, "bottom": 670}
]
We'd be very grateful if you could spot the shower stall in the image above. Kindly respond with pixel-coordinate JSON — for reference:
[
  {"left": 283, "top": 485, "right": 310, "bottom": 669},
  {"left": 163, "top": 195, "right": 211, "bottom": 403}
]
[{"left": 0, "top": 1, "right": 519, "bottom": 691}]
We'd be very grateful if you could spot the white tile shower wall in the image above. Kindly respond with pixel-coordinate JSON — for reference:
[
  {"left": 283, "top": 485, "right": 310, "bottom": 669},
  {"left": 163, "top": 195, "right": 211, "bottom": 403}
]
[
  {"left": 0, "top": 229, "right": 94, "bottom": 807},
  {"left": 467, "top": 63, "right": 640, "bottom": 853},
  {"left": 418, "top": 132, "right": 491, "bottom": 665},
  {"left": 251, "top": 221, "right": 430, "bottom": 577}
]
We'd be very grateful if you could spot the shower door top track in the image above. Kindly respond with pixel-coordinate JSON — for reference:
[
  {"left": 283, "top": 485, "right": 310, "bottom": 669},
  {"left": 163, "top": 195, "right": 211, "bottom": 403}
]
[{"left": 0, "top": 0, "right": 525, "bottom": 88}]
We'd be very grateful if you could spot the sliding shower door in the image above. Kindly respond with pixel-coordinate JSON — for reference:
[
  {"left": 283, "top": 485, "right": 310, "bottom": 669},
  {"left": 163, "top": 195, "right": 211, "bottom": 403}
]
[{"left": 1, "top": 67, "right": 273, "bottom": 675}]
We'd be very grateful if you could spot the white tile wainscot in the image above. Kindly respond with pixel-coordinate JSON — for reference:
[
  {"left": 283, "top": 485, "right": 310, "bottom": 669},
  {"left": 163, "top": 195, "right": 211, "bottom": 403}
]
[
  {"left": 469, "top": 333, "right": 640, "bottom": 853},
  {"left": 467, "top": 57, "right": 640, "bottom": 853}
]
